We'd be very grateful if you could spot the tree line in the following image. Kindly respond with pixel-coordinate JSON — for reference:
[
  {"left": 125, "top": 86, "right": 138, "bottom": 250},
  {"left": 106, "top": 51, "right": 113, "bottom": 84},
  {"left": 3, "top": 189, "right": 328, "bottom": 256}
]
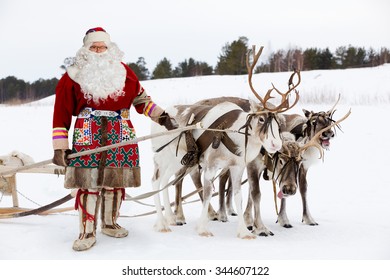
[{"left": 1, "top": 36, "right": 389, "bottom": 104}]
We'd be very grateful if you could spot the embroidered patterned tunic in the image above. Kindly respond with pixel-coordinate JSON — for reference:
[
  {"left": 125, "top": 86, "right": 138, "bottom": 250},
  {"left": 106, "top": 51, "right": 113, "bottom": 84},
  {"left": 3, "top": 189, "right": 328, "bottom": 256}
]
[{"left": 52, "top": 63, "right": 163, "bottom": 189}]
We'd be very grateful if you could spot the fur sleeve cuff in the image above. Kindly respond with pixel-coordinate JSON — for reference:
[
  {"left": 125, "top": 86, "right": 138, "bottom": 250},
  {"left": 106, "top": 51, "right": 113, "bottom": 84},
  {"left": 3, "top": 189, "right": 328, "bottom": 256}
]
[
  {"left": 148, "top": 105, "right": 165, "bottom": 123},
  {"left": 52, "top": 127, "right": 69, "bottom": 150}
]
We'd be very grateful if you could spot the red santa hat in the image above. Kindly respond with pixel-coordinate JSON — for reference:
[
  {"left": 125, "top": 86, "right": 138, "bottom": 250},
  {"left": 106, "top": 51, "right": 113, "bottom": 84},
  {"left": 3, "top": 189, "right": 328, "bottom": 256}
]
[{"left": 83, "top": 27, "right": 111, "bottom": 47}]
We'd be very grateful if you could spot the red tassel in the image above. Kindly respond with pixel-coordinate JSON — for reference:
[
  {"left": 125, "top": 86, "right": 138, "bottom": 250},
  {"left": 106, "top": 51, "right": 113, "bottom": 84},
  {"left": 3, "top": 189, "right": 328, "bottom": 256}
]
[{"left": 74, "top": 189, "right": 99, "bottom": 221}]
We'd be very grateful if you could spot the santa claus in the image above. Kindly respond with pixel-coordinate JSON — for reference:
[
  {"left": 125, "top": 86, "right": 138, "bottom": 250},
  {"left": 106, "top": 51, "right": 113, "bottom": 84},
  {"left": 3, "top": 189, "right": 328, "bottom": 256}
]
[{"left": 52, "top": 27, "right": 177, "bottom": 251}]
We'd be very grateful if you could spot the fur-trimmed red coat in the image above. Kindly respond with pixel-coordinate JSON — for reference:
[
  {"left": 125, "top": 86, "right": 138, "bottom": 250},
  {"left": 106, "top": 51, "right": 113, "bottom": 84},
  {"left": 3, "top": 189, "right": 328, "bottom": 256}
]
[{"left": 52, "top": 63, "right": 163, "bottom": 189}]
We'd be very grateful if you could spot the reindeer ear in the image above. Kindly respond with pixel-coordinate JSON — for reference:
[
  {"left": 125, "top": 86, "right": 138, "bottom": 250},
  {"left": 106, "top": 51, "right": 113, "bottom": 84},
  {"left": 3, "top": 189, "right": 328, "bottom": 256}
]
[
  {"left": 302, "top": 109, "right": 311, "bottom": 118},
  {"left": 326, "top": 109, "right": 336, "bottom": 118}
]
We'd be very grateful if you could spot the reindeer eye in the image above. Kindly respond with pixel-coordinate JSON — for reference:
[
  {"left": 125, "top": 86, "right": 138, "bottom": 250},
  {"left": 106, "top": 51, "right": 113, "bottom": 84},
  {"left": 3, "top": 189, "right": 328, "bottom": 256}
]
[{"left": 258, "top": 116, "right": 265, "bottom": 123}]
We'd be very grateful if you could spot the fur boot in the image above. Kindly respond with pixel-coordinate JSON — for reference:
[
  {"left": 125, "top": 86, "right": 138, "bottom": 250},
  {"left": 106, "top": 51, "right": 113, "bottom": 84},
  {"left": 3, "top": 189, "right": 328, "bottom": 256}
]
[
  {"left": 100, "top": 188, "right": 128, "bottom": 238},
  {"left": 72, "top": 189, "right": 100, "bottom": 251}
]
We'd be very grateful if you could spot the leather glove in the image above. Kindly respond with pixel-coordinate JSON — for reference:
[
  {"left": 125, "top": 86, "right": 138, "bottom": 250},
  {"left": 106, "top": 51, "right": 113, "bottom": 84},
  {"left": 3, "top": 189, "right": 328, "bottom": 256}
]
[
  {"left": 52, "top": 149, "right": 71, "bottom": 167},
  {"left": 158, "top": 111, "right": 178, "bottom": 130}
]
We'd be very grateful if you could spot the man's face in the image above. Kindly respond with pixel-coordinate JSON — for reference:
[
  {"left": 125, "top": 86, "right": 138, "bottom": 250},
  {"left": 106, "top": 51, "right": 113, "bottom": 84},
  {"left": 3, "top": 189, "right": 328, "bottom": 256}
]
[{"left": 89, "top": 42, "right": 107, "bottom": 53}]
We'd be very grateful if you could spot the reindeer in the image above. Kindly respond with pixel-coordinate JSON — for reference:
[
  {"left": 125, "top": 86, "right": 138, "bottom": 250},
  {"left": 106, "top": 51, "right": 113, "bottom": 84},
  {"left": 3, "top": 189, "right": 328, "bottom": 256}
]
[
  {"left": 151, "top": 100, "right": 282, "bottom": 239},
  {"left": 151, "top": 46, "right": 302, "bottom": 238},
  {"left": 276, "top": 97, "right": 346, "bottom": 227},
  {"left": 243, "top": 102, "right": 350, "bottom": 232},
  {"left": 172, "top": 88, "right": 349, "bottom": 235}
]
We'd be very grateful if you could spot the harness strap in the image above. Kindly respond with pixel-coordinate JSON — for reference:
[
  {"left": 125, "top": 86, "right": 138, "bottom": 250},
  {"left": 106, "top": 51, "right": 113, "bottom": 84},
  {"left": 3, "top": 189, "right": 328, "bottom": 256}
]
[
  {"left": 156, "top": 107, "right": 211, "bottom": 154},
  {"left": 196, "top": 109, "right": 242, "bottom": 156}
]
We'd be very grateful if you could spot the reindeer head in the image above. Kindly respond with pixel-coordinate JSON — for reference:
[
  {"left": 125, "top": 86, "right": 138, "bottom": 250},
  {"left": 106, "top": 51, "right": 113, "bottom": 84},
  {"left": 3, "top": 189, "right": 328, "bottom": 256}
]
[
  {"left": 272, "top": 109, "right": 351, "bottom": 198},
  {"left": 302, "top": 95, "right": 342, "bottom": 150},
  {"left": 244, "top": 100, "right": 283, "bottom": 153},
  {"left": 272, "top": 132, "right": 303, "bottom": 198},
  {"left": 245, "top": 45, "right": 300, "bottom": 154}
]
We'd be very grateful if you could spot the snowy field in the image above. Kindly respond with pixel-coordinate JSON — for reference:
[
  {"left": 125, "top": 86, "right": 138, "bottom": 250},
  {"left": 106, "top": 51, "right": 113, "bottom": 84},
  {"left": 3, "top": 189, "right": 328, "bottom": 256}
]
[{"left": 1, "top": 65, "right": 390, "bottom": 279}]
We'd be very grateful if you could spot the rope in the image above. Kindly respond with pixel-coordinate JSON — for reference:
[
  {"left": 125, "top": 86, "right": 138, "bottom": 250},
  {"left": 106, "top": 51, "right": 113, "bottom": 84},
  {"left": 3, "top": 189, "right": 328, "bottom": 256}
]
[
  {"left": 0, "top": 123, "right": 203, "bottom": 177},
  {"left": 125, "top": 165, "right": 197, "bottom": 202},
  {"left": 16, "top": 189, "right": 42, "bottom": 207},
  {"left": 121, "top": 190, "right": 220, "bottom": 218},
  {"left": 74, "top": 189, "right": 99, "bottom": 222},
  {"left": 272, "top": 179, "right": 279, "bottom": 216}
]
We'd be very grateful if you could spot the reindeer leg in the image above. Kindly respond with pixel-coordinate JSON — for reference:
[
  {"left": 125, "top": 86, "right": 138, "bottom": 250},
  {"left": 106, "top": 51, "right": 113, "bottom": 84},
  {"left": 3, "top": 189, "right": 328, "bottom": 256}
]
[
  {"left": 244, "top": 164, "right": 255, "bottom": 230},
  {"left": 196, "top": 167, "right": 215, "bottom": 237},
  {"left": 174, "top": 177, "right": 186, "bottom": 225},
  {"left": 226, "top": 178, "right": 237, "bottom": 216},
  {"left": 218, "top": 171, "right": 229, "bottom": 222},
  {"left": 244, "top": 190, "right": 254, "bottom": 230},
  {"left": 230, "top": 166, "right": 256, "bottom": 240},
  {"left": 190, "top": 168, "right": 218, "bottom": 221},
  {"left": 248, "top": 167, "right": 273, "bottom": 236},
  {"left": 162, "top": 182, "right": 176, "bottom": 226},
  {"left": 277, "top": 198, "right": 292, "bottom": 228},
  {"left": 299, "top": 167, "right": 318, "bottom": 226},
  {"left": 152, "top": 165, "right": 171, "bottom": 232}
]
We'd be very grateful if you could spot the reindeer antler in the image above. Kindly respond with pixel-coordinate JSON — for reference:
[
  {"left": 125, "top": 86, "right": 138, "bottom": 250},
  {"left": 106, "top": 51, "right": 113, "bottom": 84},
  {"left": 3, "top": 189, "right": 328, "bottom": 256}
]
[
  {"left": 246, "top": 45, "right": 265, "bottom": 105},
  {"left": 328, "top": 93, "right": 341, "bottom": 114},
  {"left": 300, "top": 109, "right": 352, "bottom": 159},
  {"left": 246, "top": 45, "right": 300, "bottom": 113}
]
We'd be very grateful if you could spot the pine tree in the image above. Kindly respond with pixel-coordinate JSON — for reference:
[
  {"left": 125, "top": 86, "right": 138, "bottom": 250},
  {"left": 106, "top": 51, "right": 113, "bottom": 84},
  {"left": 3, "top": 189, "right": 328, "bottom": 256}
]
[
  {"left": 152, "top": 58, "right": 173, "bottom": 79},
  {"left": 215, "top": 36, "right": 249, "bottom": 75},
  {"left": 127, "top": 57, "right": 150, "bottom": 80}
]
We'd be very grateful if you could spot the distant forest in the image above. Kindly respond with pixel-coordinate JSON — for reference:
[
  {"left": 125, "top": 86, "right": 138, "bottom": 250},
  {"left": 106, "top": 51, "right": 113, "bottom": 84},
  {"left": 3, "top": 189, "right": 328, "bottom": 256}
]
[{"left": 1, "top": 36, "right": 389, "bottom": 104}]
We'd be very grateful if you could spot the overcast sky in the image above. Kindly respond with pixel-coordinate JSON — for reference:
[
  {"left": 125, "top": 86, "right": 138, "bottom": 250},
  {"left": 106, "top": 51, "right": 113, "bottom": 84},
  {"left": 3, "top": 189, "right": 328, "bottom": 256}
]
[{"left": 1, "top": 0, "right": 389, "bottom": 82}]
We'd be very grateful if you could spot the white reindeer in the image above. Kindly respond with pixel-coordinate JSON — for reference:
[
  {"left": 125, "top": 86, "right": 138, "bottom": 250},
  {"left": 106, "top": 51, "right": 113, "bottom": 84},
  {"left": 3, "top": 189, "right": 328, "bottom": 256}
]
[
  {"left": 151, "top": 46, "right": 303, "bottom": 238},
  {"left": 151, "top": 100, "right": 283, "bottom": 239},
  {"left": 171, "top": 94, "right": 349, "bottom": 235}
]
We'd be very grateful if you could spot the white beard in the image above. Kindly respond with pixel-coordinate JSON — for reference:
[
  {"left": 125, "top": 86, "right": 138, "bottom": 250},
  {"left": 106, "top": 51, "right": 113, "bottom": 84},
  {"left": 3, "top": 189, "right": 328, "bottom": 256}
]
[{"left": 73, "top": 43, "right": 126, "bottom": 104}]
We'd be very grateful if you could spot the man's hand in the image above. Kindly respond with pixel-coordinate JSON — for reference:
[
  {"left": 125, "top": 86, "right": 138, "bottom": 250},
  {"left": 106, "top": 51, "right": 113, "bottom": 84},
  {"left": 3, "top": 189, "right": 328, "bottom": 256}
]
[
  {"left": 158, "top": 111, "right": 178, "bottom": 130},
  {"left": 52, "top": 149, "right": 71, "bottom": 166}
]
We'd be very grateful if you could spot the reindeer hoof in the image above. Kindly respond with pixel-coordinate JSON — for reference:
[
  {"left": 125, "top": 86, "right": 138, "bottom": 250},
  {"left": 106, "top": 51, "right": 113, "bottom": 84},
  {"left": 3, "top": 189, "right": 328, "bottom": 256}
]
[
  {"left": 247, "top": 226, "right": 253, "bottom": 231},
  {"left": 239, "top": 234, "right": 256, "bottom": 240},
  {"left": 283, "top": 224, "right": 293, "bottom": 228},
  {"left": 258, "top": 231, "right": 274, "bottom": 237},
  {"left": 176, "top": 221, "right": 186, "bottom": 226},
  {"left": 309, "top": 222, "right": 319, "bottom": 226},
  {"left": 199, "top": 231, "right": 214, "bottom": 237},
  {"left": 157, "top": 228, "right": 172, "bottom": 233}
]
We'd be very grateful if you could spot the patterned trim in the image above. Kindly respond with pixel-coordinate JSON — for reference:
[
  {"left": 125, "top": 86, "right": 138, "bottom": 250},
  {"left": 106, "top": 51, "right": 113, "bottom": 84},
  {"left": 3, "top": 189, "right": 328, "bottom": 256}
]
[
  {"left": 73, "top": 119, "right": 92, "bottom": 146},
  {"left": 78, "top": 107, "right": 130, "bottom": 120},
  {"left": 53, "top": 127, "right": 68, "bottom": 140},
  {"left": 144, "top": 102, "right": 157, "bottom": 117}
]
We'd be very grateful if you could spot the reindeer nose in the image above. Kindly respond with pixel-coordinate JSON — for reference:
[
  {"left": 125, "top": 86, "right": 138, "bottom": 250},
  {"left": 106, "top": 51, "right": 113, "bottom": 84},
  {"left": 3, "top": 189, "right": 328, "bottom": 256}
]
[
  {"left": 282, "top": 185, "right": 297, "bottom": 196},
  {"left": 322, "top": 130, "right": 334, "bottom": 138},
  {"left": 271, "top": 139, "right": 282, "bottom": 151}
]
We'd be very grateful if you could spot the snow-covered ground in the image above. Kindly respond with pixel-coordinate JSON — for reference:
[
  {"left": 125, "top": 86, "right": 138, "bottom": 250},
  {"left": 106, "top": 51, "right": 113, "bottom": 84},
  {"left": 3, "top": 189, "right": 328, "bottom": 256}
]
[{"left": 1, "top": 65, "right": 389, "bottom": 279}]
